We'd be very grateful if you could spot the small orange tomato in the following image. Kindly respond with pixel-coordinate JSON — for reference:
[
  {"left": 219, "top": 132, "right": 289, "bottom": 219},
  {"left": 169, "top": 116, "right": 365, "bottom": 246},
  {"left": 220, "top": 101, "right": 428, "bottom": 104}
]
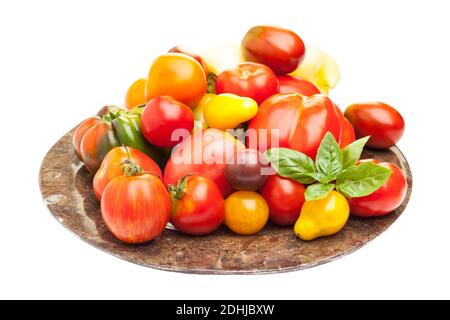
[
  {"left": 125, "top": 78, "right": 148, "bottom": 109},
  {"left": 146, "top": 53, "right": 207, "bottom": 107},
  {"left": 93, "top": 146, "right": 162, "bottom": 200}
]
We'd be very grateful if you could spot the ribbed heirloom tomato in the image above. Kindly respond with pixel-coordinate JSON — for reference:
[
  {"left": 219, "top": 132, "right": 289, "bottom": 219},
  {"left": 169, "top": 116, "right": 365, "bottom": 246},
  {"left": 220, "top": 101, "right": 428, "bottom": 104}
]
[
  {"left": 93, "top": 146, "right": 162, "bottom": 200},
  {"left": 248, "top": 93, "right": 345, "bottom": 159},
  {"left": 168, "top": 175, "right": 225, "bottom": 236},
  {"left": 277, "top": 75, "right": 320, "bottom": 96},
  {"left": 146, "top": 53, "right": 206, "bottom": 107},
  {"left": 348, "top": 159, "right": 407, "bottom": 217},
  {"left": 216, "top": 62, "right": 279, "bottom": 105}
]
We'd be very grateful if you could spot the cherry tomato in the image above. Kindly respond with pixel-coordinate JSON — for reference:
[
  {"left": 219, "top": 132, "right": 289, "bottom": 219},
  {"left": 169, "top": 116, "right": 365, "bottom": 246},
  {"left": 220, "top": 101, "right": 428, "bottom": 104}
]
[
  {"left": 93, "top": 146, "right": 162, "bottom": 200},
  {"left": 101, "top": 174, "right": 170, "bottom": 244},
  {"left": 146, "top": 53, "right": 206, "bottom": 107},
  {"left": 125, "top": 78, "right": 147, "bottom": 109},
  {"left": 224, "top": 191, "right": 269, "bottom": 235},
  {"left": 248, "top": 93, "right": 345, "bottom": 159},
  {"left": 168, "top": 46, "right": 209, "bottom": 76},
  {"left": 259, "top": 174, "right": 306, "bottom": 226},
  {"left": 141, "top": 96, "right": 194, "bottom": 148},
  {"left": 242, "top": 26, "right": 306, "bottom": 75},
  {"left": 348, "top": 160, "right": 407, "bottom": 217},
  {"left": 340, "top": 118, "right": 356, "bottom": 148},
  {"left": 224, "top": 149, "right": 270, "bottom": 191},
  {"left": 215, "top": 62, "right": 279, "bottom": 104},
  {"left": 169, "top": 175, "right": 225, "bottom": 235},
  {"left": 164, "top": 128, "right": 245, "bottom": 197},
  {"left": 344, "top": 102, "right": 405, "bottom": 149},
  {"left": 277, "top": 75, "right": 320, "bottom": 96}
]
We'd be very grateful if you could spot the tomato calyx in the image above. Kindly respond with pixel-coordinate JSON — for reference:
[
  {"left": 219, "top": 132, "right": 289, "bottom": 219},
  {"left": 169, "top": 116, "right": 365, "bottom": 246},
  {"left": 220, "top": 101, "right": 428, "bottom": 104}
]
[
  {"left": 167, "top": 175, "right": 190, "bottom": 199},
  {"left": 99, "top": 105, "right": 123, "bottom": 123}
]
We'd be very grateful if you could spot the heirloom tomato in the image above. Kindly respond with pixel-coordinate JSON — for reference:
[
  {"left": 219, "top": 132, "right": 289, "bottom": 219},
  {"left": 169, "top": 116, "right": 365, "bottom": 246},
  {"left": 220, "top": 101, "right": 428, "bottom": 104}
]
[
  {"left": 247, "top": 93, "right": 345, "bottom": 159},
  {"left": 168, "top": 175, "right": 225, "bottom": 235},
  {"left": 242, "top": 26, "right": 305, "bottom": 75},
  {"left": 348, "top": 160, "right": 407, "bottom": 217},
  {"left": 277, "top": 75, "right": 320, "bottom": 96}
]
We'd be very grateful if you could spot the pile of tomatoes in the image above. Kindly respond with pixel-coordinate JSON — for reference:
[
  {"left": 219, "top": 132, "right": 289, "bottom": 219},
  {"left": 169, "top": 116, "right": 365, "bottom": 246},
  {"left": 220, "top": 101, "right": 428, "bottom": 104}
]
[{"left": 73, "top": 25, "right": 407, "bottom": 244}]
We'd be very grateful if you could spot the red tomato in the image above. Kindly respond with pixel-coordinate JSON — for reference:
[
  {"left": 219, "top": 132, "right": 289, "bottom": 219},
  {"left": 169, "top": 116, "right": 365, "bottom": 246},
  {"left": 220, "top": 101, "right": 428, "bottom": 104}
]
[
  {"left": 168, "top": 46, "right": 209, "bottom": 76},
  {"left": 242, "top": 26, "right": 306, "bottom": 75},
  {"left": 344, "top": 102, "right": 405, "bottom": 149},
  {"left": 141, "top": 96, "right": 194, "bottom": 148},
  {"left": 101, "top": 174, "right": 170, "bottom": 244},
  {"left": 348, "top": 160, "right": 407, "bottom": 217},
  {"left": 278, "top": 75, "right": 320, "bottom": 96},
  {"left": 164, "top": 128, "right": 245, "bottom": 197},
  {"left": 93, "top": 146, "right": 162, "bottom": 200},
  {"left": 259, "top": 174, "right": 305, "bottom": 226},
  {"left": 248, "top": 93, "right": 345, "bottom": 159},
  {"left": 169, "top": 175, "right": 225, "bottom": 235},
  {"left": 146, "top": 53, "right": 206, "bottom": 107},
  {"left": 340, "top": 118, "right": 356, "bottom": 148},
  {"left": 215, "top": 62, "right": 279, "bottom": 105}
]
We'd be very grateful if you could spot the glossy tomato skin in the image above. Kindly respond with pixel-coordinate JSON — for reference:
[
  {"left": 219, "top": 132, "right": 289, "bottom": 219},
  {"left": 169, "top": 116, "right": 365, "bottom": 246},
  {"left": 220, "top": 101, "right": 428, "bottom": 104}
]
[
  {"left": 277, "top": 75, "right": 320, "bottom": 96},
  {"left": 216, "top": 62, "right": 279, "bottom": 105},
  {"left": 73, "top": 117, "right": 101, "bottom": 160},
  {"left": 146, "top": 53, "right": 206, "bottom": 107},
  {"left": 141, "top": 96, "right": 194, "bottom": 148},
  {"left": 248, "top": 93, "right": 345, "bottom": 159},
  {"left": 345, "top": 102, "right": 405, "bottom": 149},
  {"left": 164, "top": 128, "right": 245, "bottom": 197},
  {"left": 170, "top": 175, "right": 225, "bottom": 235},
  {"left": 168, "top": 46, "right": 209, "bottom": 76},
  {"left": 80, "top": 121, "right": 120, "bottom": 173},
  {"left": 340, "top": 118, "right": 356, "bottom": 148},
  {"left": 242, "top": 26, "right": 306, "bottom": 75},
  {"left": 101, "top": 174, "right": 170, "bottom": 244},
  {"left": 348, "top": 160, "right": 407, "bottom": 217},
  {"left": 224, "top": 149, "right": 270, "bottom": 191},
  {"left": 93, "top": 146, "right": 162, "bottom": 200},
  {"left": 259, "top": 174, "right": 305, "bottom": 226}
]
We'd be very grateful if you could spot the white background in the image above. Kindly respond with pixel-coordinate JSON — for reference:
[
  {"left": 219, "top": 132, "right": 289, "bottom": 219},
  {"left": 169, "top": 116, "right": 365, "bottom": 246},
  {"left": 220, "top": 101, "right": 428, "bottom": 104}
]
[{"left": 1, "top": 0, "right": 449, "bottom": 299}]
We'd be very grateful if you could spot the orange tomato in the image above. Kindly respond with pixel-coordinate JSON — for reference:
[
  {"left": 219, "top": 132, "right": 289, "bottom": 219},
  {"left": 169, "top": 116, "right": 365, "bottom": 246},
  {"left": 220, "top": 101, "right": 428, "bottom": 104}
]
[
  {"left": 146, "top": 53, "right": 206, "bottom": 107},
  {"left": 125, "top": 78, "right": 147, "bottom": 109}
]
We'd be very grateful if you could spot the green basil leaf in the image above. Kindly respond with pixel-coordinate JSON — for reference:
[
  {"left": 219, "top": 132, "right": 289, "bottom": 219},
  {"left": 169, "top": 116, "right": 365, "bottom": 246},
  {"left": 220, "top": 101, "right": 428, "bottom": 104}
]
[
  {"left": 305, "top": 183, "right": 335, "bottom": 201},
  {"left": 264, "top": 148, "right": 317, "bottom": 184},
  {"left": 336, "top": 162, "right": 392, "bottom": 198},
  {"left": 308, "top": 172, "right": 334, "bottom": 184},
  {"left": 342, "top": 136, "right": 370, "bottom": 169},
  {"left": 315, "top": 132, "right": 343, "bottom": 180}
]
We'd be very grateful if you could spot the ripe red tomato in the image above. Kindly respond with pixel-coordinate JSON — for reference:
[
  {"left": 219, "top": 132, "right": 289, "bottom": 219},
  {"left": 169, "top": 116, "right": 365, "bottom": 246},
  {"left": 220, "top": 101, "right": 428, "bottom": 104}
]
[
  {"left": 101, "top": 174, "right": 170, "bottom": 244},
  {"left": 242, "top": 26, "right": 306, "bottom": 75},
  {"left": 141, "top": 96, "right": 194, "bottom": 148},
  {"left": 146, "top": 53, "right": 206, "bottom": 107},
  {"left": 277, "top": 75, "right": 320, "bottom": 96},
  {"left": 259, "top": 174, "right": 305, "bottom": 226},
  {"left": 169, "top": 175, "right": 225, "bottom": 235},
  {"left": 248, "top": 93, "right": 345, "bottom": 159},
  {"left": 93, "top": 146, "right": 162, "bottom": 200},
  {"left": 340, "top": 118, "right": 356, "bottom": 148},
  {"left": 168, "top": 46, "right": 209, "bottom": 76},
  {"left": 164, "top": 128, "right": 245, "bottom": 197},
  {"left": 215, "top": 62, "right": 279, "bottom": 105},
  {"left": 344, "top": 102, "right": 405, "bottom": 149},
  {"left": 348, "top": 160, "right": 407, "bottom": 217}
]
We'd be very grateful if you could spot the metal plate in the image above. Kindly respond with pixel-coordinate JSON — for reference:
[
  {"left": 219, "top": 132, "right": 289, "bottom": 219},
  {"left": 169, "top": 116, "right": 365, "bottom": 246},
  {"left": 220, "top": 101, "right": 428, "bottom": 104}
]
[{"left": 39, "top": 128, "right": 412, "bottom": 274}]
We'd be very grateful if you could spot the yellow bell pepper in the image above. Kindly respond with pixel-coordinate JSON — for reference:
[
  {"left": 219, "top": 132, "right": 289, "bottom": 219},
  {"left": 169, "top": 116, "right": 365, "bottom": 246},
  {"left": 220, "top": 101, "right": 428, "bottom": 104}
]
[
  {"left": 192, "top": 93, "right": 215, "bottom": 131},
  {"left": 294, "top": 191, "right": 349, "bottom": 241},
  {"left": 203, "top": 93, "right": 258, "bottom": 130}
]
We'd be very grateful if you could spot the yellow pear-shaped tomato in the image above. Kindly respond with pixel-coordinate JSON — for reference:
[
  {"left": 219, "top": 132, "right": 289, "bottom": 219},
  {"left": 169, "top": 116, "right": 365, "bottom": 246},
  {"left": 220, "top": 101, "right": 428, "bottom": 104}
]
[
  {"left": 203, "top": 93, "right": 258, "bottom": 130},
  {"left": 294, "top": 191, "right": 349, "bottom": 241}
]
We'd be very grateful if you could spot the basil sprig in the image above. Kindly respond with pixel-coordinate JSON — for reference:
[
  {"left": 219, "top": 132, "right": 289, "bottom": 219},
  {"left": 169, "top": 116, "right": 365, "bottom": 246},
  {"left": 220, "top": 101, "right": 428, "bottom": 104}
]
[{"left": 264, "top": 132, "right": 392, "bottom": 201}]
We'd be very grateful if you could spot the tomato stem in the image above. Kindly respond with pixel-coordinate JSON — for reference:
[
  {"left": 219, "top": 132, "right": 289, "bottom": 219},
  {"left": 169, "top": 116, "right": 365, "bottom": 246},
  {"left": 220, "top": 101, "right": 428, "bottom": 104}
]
[{"left": 167, "top": 175, "right": 190, "bottom": 199}]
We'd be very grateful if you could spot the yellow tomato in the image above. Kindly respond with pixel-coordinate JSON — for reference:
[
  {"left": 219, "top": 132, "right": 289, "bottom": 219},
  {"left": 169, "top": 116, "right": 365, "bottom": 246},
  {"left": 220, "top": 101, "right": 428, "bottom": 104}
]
[
  {"left": 203, "top": 93, "right": 258, "bottom": 130},
  {"left": 125, "top": 78, "right": 148, "bottom": 109},
  {"left": 224, "top": 191, "right": 269, "bottom": 235},
  {"left": 192, "top": 94, "right": 215, "bottom": 131},
  {"left": 294, "top": 191, "right": 349, "bottom": 241}
]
